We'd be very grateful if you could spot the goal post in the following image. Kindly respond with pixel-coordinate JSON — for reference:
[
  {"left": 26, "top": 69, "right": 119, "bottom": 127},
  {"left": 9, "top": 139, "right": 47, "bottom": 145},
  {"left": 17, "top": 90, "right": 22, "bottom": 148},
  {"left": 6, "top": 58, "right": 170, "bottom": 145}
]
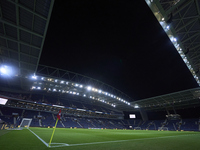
[
  {"left": 19, "top": 118, "right": 32, "bottom": 129},
  {"left": 158, "top": 127, "right": 168, "bottom": 131},
  {"left": 134, "top": 127, "right": 141, "bottom": 130}
]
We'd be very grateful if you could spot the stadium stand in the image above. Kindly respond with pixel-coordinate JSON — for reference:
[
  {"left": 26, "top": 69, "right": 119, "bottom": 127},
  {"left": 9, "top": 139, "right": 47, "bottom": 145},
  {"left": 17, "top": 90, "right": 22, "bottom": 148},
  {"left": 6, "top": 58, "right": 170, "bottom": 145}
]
[{"left": 0, "top": 90, "right": 200, "bottom": 131}]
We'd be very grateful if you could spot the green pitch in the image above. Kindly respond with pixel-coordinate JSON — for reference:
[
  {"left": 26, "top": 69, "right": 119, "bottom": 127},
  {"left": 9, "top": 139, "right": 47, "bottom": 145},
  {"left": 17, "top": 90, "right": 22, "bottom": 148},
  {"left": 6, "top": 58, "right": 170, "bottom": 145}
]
[{"left": 0, "top": 128, "right": 200, "bottom": 150}]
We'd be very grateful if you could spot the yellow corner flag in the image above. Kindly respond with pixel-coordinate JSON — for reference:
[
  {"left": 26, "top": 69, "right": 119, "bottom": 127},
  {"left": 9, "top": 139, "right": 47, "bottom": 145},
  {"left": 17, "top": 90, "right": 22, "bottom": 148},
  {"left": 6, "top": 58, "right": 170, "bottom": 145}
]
[{"left": 48, "top": 109, "right": 61, "bottom": 147}]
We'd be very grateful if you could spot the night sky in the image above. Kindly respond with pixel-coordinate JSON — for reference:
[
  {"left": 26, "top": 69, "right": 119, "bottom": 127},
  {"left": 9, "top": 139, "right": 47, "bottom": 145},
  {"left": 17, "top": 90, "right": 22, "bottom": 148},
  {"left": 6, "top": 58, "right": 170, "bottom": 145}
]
[{"left": 40, "top": 0, "right": 198, "bottom": 101}]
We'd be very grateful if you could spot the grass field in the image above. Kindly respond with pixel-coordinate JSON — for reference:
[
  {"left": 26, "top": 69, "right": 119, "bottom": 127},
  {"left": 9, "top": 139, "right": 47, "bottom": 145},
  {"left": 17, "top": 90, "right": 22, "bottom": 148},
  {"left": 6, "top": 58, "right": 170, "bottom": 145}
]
[{"left": 0, "top": 128, "right": 200, "bottom": 150}]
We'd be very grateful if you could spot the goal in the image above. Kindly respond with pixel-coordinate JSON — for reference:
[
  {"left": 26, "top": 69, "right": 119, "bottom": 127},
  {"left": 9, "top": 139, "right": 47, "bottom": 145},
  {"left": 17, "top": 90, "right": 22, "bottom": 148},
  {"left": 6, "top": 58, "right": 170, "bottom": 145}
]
[
  {"left": 158, "top": 127, "right": 168, "bottom": 131},
  {"left": 19, "top": 118, "right": 32, "bottom": 129},
  {"left": 134, "top": 127, "right": 141, "bottom": 130}
]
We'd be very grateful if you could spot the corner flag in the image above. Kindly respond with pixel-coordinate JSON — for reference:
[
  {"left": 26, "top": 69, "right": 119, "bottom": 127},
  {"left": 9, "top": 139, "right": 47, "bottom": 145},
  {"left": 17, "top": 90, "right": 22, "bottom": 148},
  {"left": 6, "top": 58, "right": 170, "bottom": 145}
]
[
  {"left": 57, "top": 109, "right": 61, "bottom": 120},
  {"left": 48, "top": 109, "right": 62, "bottom": 147}
]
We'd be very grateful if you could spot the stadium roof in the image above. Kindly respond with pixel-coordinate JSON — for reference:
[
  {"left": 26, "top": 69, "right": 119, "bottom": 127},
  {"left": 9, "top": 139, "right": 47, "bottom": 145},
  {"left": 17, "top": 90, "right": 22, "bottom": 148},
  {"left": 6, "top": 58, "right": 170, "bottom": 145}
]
[
  {"left": 0, "top": 0, "right": 54, "bottom": 76},
  {"left": 133, "top": 87, "right": 200, "bottom": 111},
  {"left": 146, "top": 0, "right": 200, "bottom": 85}
]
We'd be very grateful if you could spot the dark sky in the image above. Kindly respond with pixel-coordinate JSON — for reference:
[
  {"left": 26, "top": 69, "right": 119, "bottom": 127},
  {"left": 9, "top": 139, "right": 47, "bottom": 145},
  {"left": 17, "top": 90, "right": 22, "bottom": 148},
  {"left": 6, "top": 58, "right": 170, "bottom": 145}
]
[{"left": 40, "top": 0, "right": 198, "bottom": 101}]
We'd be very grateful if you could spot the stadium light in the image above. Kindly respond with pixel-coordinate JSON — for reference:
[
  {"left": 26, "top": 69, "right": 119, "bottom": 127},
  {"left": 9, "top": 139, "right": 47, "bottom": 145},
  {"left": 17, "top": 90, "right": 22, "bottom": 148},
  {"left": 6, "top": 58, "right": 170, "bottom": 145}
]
[
  {"left": 87, "top": 86, "right": 92, "bottom": 91},
  {"left": 31, "top": 75, "right": 37, "bottom": 80},
  {"left": 0, "top": 67, "right": 6, "bottom": 74},
  {"left": 0, "top": 65, "right": 16, "bottom": 76},
  {"left": 134, "top": 105, "right": 139, "bottom": 108}
]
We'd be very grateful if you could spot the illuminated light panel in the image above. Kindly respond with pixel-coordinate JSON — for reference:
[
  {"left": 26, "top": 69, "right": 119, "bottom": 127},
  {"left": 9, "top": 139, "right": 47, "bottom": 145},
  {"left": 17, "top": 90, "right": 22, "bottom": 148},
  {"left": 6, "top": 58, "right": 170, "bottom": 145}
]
[
  {"left": 0, "top": 67, "right": 6, "bottom": 74},
  {"left": 87, "top": 86, "right": 92, "bottom": 91},
  {"left": 134, "top": 105, "right": 139, "bottom": 108},
  {"left": 32, "top": 75, "right": 37, "bottom": 79}
]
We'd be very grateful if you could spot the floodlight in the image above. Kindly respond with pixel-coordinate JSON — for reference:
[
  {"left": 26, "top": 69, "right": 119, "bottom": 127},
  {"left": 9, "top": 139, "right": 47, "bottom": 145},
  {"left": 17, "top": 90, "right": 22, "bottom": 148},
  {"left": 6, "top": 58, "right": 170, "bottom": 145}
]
[
  {"left": 0, "top": 65, "right": 16, "bottom": 76},
  {"left": 75, "top": 84, "right": 79, "bottom": 87},
  {"left": 134, "top": 105, "right": 139, "bottom": 108},
  {"left": 87, "top": 86, "right": 92, "bottom": 91},
  {"left": 98, "top": 90, "right": 102, "bottom": 93},
  {"left": 55, "top": 79, "right": 58, "bottom": 82},
  {"left": 83, "top": 94, "right": 86, "bottom": 97},
  {"left": 31, "top": 75, "right": 37, "bottom": 79},
  {"left": 0, "top": 67, "right": 6, "bottom": 74},
  {"left": 37, "top": 87, "right": 41, "bottom": 90},
  {"left": 79, "top": 85, "right": 83, "bottom": 88}
]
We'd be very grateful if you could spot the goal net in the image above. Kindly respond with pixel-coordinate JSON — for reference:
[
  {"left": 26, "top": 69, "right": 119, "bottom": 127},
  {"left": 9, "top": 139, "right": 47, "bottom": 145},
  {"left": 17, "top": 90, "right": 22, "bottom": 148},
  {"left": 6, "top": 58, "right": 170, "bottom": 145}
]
[
  {"left": 19, "top": 118, "right": 32, "bottom": 129},
  {"left": 134, "top": 127, "right": 141, "bottom": 130},
  {"left": 158, "top": 127, "right": 168, "bottom": 131}
]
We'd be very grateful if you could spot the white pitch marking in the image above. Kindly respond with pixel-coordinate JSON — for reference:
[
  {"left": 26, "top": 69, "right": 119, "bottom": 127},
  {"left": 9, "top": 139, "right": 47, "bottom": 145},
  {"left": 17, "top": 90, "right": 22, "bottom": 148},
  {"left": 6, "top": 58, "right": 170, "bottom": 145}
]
[
  {"left": 28, "top": 128, "right": 69, "bottom": 148},
  {"left": 28, "top": 128, "right": 49, "bottom": 147},
  {"left": 50, "top": 133, "right": 199, "bottom": 148},
  {"left": 69, "top": 134, "right": 199, "bottom": 147},
  {"left": 28, "top": 128, "right": 199, "bottom": 148},
  {"left": 50, "top": 143, "right": 69, "bottom": 148}
]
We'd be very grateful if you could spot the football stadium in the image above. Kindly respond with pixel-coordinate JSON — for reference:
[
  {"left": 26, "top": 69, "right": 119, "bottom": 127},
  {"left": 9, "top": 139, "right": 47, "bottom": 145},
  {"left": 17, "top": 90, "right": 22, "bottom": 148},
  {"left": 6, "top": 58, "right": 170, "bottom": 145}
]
[{"left": 1, "top": 0, "right": 200, "bottom": 150}]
